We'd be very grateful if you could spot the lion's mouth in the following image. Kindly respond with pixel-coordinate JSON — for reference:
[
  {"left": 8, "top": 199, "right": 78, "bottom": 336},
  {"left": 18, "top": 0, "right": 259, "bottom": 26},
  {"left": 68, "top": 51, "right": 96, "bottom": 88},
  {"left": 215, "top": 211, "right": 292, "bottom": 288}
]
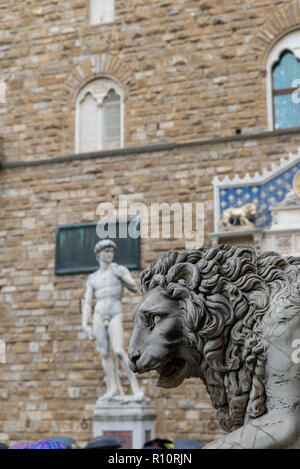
[{"left": 156, "top": 357, "right": 188, "bottom": 388}]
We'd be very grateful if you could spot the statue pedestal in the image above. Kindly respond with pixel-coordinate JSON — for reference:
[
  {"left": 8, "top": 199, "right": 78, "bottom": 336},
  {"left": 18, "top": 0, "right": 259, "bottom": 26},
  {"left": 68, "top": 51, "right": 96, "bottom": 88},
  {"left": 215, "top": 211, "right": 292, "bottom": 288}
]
[{"left": 93, "top": 396, "right": 156, "bottom": 449}]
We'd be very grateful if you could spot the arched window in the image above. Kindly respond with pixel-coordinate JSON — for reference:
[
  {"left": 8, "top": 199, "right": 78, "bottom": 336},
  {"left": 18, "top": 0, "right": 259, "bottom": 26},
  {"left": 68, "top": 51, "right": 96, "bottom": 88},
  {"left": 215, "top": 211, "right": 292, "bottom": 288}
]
[
  {"left": 75, "top": 78, "right": 123, "bottom": 153},
  {"left": 272, "top": 51, "right": 300, "bottom": 129},
  {"left": 90, "top": 0, "right": 115, "bottom": 26},
  {"left": 266, "top": 30, "right": 300, "bottom": 130}
]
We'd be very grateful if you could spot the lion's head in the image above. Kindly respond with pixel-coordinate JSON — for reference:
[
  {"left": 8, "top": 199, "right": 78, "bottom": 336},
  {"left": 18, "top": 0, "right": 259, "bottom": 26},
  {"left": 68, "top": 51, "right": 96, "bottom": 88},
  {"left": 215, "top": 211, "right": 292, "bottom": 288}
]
[
  {"left": 244, "top": 203, "right": 257, "bottom": 218},
  {"left": 128, "top": 284, "right": 197, "bottom": 389},
  {"left": 128, "top": 245, "right": 300, "bottom": 432}
]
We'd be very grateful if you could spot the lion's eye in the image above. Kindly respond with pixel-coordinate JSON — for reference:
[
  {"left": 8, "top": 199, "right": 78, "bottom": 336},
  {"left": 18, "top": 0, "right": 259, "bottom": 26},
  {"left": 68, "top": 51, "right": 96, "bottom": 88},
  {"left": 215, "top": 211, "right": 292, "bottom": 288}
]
[
  {"left": 153, "top": 315, "right": 161, "bottom": 325},
  {"left": 144, "top": 312, "right": 164, "bottom": 330}
]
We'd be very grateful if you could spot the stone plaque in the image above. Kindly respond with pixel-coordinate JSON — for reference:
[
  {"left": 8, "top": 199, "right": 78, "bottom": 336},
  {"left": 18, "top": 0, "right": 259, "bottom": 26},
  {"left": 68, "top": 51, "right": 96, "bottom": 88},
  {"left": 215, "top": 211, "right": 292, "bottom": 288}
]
[{"left": 55, "top": 220, "right": 140, "bottom": 275}]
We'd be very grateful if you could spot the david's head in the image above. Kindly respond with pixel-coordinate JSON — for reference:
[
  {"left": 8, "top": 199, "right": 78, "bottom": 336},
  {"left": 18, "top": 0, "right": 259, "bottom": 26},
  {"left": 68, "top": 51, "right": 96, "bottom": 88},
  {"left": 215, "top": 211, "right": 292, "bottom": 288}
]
[{"left": 94, "top": 240, "right": 116, "bottom": 265}]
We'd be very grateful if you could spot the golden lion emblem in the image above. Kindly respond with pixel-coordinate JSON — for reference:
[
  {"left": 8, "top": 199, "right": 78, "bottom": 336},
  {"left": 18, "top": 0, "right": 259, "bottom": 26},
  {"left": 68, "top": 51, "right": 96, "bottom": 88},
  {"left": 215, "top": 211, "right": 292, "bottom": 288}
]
[{"left": 221, "top": 203, "right": 257, "bottom": 230}]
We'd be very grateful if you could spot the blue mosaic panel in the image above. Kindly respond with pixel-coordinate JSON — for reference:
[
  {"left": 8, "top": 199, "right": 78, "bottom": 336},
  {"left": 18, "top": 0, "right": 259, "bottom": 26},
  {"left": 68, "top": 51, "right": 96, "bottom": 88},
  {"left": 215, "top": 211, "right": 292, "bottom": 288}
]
[{"left": 219, "top": 163, "right": 300, "bottom": 229}]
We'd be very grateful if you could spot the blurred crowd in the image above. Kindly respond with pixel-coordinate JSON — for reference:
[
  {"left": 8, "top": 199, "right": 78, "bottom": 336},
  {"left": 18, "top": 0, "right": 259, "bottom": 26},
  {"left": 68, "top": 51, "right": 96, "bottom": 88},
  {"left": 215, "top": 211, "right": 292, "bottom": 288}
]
[{"left": 0, "top": 435, "right": 204, "bottom": 450}]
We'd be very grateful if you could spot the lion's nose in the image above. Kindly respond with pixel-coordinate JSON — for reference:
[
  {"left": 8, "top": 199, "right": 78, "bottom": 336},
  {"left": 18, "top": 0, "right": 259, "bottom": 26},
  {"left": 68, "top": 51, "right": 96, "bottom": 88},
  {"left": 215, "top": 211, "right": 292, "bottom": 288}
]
[{"left": 128, "top": 350, "right": 141, "bottom": 364}]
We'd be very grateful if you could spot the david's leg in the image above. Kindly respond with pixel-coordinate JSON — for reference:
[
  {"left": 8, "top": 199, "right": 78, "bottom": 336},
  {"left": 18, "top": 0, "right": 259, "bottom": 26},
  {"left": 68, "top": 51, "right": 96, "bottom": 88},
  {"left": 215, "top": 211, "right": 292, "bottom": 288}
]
[
  {"left": 109, "top": 314, "right": 144, "bottom": 399},
  {"left": 93, "top": 315, "right": 118, "bottom": 398}
]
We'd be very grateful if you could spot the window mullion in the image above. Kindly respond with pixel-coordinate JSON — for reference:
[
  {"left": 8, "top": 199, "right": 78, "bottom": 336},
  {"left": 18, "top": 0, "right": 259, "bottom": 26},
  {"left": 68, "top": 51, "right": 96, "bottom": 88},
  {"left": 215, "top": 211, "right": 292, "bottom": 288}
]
[{"left": 98, "top": 105, "right": 104, "bottom": 151}]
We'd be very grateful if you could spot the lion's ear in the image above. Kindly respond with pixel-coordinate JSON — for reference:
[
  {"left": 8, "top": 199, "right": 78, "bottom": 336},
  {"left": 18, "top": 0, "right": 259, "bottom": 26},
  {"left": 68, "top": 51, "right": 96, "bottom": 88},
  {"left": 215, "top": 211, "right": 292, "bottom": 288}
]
[
  {"left": 148, "top": 274, "right": 166, "bottom": 290},
  {"left": 166, "top": 263, "right": 200, "bottom": 291}
]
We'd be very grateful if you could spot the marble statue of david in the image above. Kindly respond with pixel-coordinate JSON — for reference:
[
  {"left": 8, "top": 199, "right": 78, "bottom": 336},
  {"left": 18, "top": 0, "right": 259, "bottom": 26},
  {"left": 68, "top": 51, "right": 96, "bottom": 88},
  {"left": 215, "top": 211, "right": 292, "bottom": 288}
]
[{"left": 82, "top": 239, "right": 143, "bottom": 401}]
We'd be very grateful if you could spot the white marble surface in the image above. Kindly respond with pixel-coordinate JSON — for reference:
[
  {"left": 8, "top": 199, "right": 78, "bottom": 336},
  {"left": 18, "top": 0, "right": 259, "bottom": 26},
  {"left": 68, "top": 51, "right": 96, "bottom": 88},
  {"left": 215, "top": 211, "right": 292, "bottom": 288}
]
[
  {"left": 93, "top": 398, "right": 156, "bottom": 449},
  {"left": 82, "top": 240, "right": 143, "bottom": 401}
]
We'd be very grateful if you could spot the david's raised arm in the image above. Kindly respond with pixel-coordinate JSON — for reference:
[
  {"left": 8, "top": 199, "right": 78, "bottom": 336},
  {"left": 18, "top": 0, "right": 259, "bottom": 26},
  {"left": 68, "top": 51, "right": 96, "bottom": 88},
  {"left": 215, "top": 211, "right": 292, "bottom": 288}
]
[{"left": 115, "top": 265, "right": 138, "bottom": 293}]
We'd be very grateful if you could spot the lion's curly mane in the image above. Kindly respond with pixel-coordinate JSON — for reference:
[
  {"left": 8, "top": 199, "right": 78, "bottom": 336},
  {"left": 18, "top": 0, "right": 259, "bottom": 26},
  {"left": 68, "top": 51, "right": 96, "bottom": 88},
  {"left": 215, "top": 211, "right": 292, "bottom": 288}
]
[{"left": 140, "top": 245, "right": 300, "bottom": 432}]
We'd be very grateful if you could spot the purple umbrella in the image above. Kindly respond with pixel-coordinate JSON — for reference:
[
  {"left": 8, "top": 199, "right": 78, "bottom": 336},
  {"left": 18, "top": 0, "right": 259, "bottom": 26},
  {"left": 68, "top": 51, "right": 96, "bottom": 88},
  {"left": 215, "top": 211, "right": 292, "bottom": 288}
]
[{"left": 27, "top": 439, "right": 68, "bottom": 449}]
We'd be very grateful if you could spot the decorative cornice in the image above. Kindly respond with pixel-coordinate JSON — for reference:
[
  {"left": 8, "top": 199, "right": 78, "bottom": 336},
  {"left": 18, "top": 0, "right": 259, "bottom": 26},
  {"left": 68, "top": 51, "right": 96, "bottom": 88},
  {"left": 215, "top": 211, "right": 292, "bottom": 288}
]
[
  {"left": 2, "top": 128, "right": 300, "bottom": 170},
  {"left": 213, "top": 147, "right": 300, "bottom": 188}
]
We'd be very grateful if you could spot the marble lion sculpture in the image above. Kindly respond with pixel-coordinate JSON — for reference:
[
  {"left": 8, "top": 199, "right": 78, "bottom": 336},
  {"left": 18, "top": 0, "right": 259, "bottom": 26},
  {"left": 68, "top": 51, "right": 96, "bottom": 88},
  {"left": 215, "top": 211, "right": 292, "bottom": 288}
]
[
  {"left": 128, "top": 245, "right": 300, "bottom": 449},
  {"left": 221, "top": 203, "right": 256, "bottom": 229}
]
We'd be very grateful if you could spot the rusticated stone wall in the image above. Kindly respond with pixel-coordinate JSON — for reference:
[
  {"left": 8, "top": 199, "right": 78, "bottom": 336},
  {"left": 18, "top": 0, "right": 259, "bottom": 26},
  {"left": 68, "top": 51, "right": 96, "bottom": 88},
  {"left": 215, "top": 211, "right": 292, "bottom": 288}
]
[
  {"left": 1, "top": 0, "right": 300, "bottom": 163},
  {"left": 2, "top": 0, "right": 300, "bottom": 448}
]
